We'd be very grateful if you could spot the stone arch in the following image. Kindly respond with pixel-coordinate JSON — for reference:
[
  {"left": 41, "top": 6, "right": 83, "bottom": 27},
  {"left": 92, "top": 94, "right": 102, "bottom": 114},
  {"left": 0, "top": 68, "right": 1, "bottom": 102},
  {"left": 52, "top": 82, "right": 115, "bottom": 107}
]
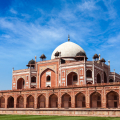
[
  {"left": 17, "top": 78, "right": 25, "bottom": 89},
  {"left": 7, "top": 96, "right": 14, "bottom": 108},
  {"left": 26, "top": 95, "right": 34, "bottom": 108},
  {"left": 67, "top": 72, "right": 78, "bottom": 86},
  {"left": 49, "top": 94, "right": 58, "bottom": 108},
  {"left": 97, "top": 73, "right": 101, "bottom": 83},
  {"left": 37, "top": 95, "right": 46, "bottom": 108},
  {"left": 31, "top": 76, "right": 36, "bottom": 83},
  {"left": 86, "top": 70, "right": 92, "bottom": 78},
  {"left": 104, "top": 72, "right": 107, "bottom": 83},
  {"left": 16, "top": 96, "right": 24, "bottom": 108},
  {"left": 61, "top": 93, "right": 71, "bottom": 108},
  {"left": 106, "top": 91, "right": 119, "bottom": 108},
  {"left": 109, "top": 79, "right": 114, "bottom": 82},
  {"left": 0, "top": 96, "right": 5, "bottom": 108},
  {"left": 40, "top": 68, "right": 56, "bottom": 88},
  {"left": 90, "top": 92, "right": 101, "bottom": 108},
  {"left": 75, "top": 92, "right": 85, "bottom": 108}
]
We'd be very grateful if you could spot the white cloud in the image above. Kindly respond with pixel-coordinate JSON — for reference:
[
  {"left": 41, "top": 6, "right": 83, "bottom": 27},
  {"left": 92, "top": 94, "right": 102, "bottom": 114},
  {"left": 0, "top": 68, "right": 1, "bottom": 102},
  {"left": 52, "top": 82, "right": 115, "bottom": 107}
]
[{"left": 10, "top": 8, "right": 17, "bottom": 14}]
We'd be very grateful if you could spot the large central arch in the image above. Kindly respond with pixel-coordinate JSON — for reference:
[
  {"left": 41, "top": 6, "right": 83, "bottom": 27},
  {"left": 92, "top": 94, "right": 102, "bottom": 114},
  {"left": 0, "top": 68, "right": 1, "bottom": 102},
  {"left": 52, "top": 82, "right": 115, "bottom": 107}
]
[
  {"left": 61, "top": 93, "right": 71, "bottom": 108},
  {"left": 17, "top": 78, "right": 25, "bottom": 89},
  {"left": 40, "top": 68, "right": 56, "bottom": 88},
  {"left": 67, "top": 72, "right": 78, "bottom": 86},
  {"left": 49, "top": 94, "right": 58, "bottom": 108}
]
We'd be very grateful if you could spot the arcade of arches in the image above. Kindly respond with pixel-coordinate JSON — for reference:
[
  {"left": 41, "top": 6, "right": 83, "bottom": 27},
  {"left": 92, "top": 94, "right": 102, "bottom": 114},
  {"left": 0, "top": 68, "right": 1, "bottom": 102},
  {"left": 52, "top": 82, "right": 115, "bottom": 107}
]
[{"left": 0, "top": 91, "right": 119, "bottom": 109}]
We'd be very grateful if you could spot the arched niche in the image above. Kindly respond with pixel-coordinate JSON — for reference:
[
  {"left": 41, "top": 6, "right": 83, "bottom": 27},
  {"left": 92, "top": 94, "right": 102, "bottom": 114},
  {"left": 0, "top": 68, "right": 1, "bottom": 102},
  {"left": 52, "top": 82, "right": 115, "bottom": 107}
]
[
  {"left": 104, "top": 72, "right": 107, "bottom": 83},
  {"left": 75, "top": 93, "right": 85, "bottom": 108},
  {"left": 17, "top": 78, "right": 25, "bottom": 89},
  {"left": 17, "top": 96, "right": 24, "bottom": 108},
  {"left": 97, "top": 73, "right": 101, "bottom": 83},
  {"left": 49, "top": 94, "right": 58, "bottom": 108},
  {"left": 67, "top": 72, "right": 78, "bottom": 86},
  {"left": 0, "top": 97, "right": 5, "bottom": 108},
  {"left": 90, "top": 92, "right": 101, "bottom": 108},
  {"left": 7, "top": 96, "right": 14, "bottom": 108},
  {"left": 61, "top": 93, "right": 71, "bottom": 108},
  {"left": 106, "top": 91, "right": 119, "bottom": 108},
  {"left": 37, "top": 95, "right": 46, "bottom": 108},
  {"left": 27, "top": 95, "right": 34, "bottom": 108}
]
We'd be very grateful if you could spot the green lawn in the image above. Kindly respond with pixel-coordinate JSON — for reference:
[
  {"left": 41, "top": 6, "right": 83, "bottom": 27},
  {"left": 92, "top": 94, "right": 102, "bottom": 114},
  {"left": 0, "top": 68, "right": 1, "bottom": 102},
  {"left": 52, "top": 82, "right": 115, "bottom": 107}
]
[{"left": 0, "top": 115, "right": 120, "bottom": 120}]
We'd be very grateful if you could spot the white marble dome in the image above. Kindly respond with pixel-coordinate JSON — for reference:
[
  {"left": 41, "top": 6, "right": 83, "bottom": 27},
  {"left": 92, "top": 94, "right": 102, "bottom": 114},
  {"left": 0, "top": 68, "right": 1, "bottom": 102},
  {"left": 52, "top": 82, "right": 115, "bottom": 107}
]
[{"left": 51, "top": 41, "right": 86, "bottom": 59}]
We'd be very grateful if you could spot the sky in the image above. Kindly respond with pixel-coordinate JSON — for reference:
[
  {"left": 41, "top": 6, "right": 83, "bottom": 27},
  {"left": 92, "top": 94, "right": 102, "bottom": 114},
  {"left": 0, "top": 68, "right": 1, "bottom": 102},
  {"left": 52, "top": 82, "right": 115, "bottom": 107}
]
[{"left": 0, "top": 0, "right": 120, "bottom": 90}]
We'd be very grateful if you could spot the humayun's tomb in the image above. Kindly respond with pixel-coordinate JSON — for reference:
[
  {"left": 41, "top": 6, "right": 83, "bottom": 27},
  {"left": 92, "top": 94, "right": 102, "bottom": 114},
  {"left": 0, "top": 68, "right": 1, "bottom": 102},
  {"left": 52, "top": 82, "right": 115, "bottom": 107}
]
[{"left": 0, "top": 36, "right": 120, "bottom": 116}]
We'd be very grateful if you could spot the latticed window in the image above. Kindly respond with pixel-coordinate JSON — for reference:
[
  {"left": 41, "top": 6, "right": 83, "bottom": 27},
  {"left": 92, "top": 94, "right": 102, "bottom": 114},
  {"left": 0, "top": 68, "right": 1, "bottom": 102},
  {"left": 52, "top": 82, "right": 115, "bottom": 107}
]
[{"left": 86, "top": 70, "right": 92, "bottom": 78}]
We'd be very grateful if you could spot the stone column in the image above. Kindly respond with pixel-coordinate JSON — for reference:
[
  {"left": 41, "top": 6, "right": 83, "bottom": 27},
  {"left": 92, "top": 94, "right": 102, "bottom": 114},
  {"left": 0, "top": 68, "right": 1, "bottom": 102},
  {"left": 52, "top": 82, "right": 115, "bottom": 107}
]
[
  {"left": 46, "top": 92, "right": 49, "bottom": 108},
  {"left": 71, "top": 90, "right": 75, "bottom": 108},
  {"left": 58, "top": 90, "right": 61, "bottom": 108},
  {"left": 24, "top": 94, "right": 27, "bottom": 108},
  {"left": 34, "top": 93, "right": 37, "bottom": 109},
  {"left": 14, "top": 94, "right": 16, "bottom": 108},
  {"left": 102, "top": 87, "right": 106, "bottom": 108},
  {"left": 5, "top": 95, "right": 7, "bottom": 108},
  {"left": 86, "top": 88, "right": 90, "bottom": 108}
]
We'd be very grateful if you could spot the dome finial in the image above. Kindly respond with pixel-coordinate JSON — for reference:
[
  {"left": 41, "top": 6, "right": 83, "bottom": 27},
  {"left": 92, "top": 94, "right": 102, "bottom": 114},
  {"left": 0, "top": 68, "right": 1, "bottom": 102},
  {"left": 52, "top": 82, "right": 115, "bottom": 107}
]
[{"left": 68, "top": 34, "right": 70, "bottom": 41}]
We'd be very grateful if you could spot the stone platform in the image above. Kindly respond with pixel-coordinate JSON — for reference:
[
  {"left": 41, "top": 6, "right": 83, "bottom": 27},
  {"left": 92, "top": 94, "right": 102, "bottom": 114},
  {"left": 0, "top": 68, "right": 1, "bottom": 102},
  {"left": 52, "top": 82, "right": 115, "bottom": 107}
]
[{"left": 0, "top": 108, "right": 120, "bottom": 117}]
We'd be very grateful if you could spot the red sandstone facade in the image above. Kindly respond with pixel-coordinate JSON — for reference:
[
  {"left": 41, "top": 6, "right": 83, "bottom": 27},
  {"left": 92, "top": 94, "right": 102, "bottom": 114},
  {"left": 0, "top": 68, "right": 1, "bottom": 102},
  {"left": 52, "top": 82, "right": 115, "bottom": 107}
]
[{"left": 0, "top": 40, "right": 120, "bottom": 111}]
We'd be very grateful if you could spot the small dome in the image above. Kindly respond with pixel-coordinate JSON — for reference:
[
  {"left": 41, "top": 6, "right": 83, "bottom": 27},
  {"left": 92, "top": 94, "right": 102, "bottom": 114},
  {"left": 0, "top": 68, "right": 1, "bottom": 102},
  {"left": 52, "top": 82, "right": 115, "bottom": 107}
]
[
  {"left": 93, "top": 54, "right": 99, "bottom": 59},
  {"left": 51, "top": 41, "right": 86, "bottom": 59},
  {"left": 40, "top": 54, "right": 46, "bottom": 59},
  {"left": 28, "top": 59, "right": 35, "bottom": 64},
  {"left": 101, "top": 58, "right": 106, "bottom": 62},
  {"left": 76, "top": 51, "right": 86, "bottom": 57},
  {"left": 54, "top": 51, "right": 60, "bottom": 57}
]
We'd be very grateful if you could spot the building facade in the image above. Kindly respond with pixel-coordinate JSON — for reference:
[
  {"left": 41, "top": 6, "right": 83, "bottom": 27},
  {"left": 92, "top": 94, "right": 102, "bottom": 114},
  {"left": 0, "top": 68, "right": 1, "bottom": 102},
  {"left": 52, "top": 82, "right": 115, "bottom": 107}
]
[{"left": 0, "top": 39, "right": 120, "bottom": 110}]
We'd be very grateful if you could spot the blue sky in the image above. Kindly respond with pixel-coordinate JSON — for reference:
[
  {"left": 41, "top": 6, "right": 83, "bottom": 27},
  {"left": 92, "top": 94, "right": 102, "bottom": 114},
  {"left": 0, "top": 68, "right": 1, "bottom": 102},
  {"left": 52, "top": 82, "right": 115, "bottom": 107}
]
[{"left": 0, "top": 0, "right": 120, "bottom": 90}]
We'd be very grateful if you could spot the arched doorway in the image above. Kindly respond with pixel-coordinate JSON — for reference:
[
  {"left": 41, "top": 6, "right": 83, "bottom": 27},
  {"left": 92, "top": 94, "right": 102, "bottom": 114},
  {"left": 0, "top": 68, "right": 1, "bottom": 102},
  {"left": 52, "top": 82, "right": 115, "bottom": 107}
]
[
  {"left": 109, "top": 79, "right": 114, "bottom": 82},
  {"left": 67, "top": 72, "right": 78, "bottom": 86},
  {"left": 61, "top": 93, "right": 71, "bottom": 108},
  {"left": 86, "top": 70, "right": 92, "bottom": 78},
  {"left": 104, "top": 72, "right": 107, "bottom": 83},
  {"left": 106, "top": 91, "right": 119, "bottom": 108},
  {"left": 27, "top": 95, "right": 34, "bottom": 108},
  {"left": 49, "top": 94, "right": 58, "bottom": 108},
  {"left": 90, "top": 92, "right": 101, "bottom": 108},
  {"left": 17, "top": 96, "right": 24, "bottom": 108},
  {"left": 0, "top": 97, "right": 5, "bottom": 108},
  {"left": 7, "top": 96, "right": 14, "bottom": 108},
  {"left": 97, "top": 73, "right": 101, "bottom": 83},
  {"left": 75, "top": 93, "right": 85, "bottom": 108},
  {"left": 17, "top": 78, "right": 25, "bottom": 89},
  {"left": 37, "top": 95, "right": 46, "bottom": 108}
]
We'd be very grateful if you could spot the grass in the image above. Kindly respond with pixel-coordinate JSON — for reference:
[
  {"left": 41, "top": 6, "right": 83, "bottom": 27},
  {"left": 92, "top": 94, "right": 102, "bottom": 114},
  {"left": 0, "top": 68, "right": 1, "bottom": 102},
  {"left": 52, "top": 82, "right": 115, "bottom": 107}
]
[{"left": 0, "top": 115, "right": 120, "bottom": 120}]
